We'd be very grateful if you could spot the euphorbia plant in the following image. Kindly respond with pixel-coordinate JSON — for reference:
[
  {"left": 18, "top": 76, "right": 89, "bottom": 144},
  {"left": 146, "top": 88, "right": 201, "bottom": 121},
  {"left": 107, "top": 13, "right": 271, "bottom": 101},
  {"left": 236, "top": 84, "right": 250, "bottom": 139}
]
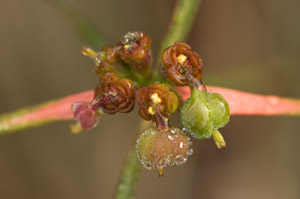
[
  {"left": 71, "top": 31, "right": 231, "bottom": 176},
  {"left": 0, "top": 0, "right": 300, "bottom": 198}
]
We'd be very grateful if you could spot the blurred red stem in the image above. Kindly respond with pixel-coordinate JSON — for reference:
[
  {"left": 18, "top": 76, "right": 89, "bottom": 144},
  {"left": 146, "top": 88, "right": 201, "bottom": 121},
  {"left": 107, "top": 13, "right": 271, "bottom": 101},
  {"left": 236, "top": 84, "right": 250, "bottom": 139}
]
[
  {"left": 1, "top": 86, "right": 299, "bottom": 134},
  {"left": 176, "top": 86, "right": 300, "bottom": 116},
  {"left": 10, "top": 87, "right": 300, "bottom": 122}
]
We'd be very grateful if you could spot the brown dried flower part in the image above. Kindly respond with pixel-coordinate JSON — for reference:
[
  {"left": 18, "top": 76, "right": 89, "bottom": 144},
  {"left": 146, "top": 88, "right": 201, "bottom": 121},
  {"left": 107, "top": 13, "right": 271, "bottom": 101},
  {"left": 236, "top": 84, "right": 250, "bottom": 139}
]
[
  {"left": 136, "top": 127, "right": 193, "bottom": 176},
  {"left": 93, "top": 72, "right": 135, "bottom": 114},
  {"left": 136, "top": 83, "right": 179, "bottom": 130},
  {"left": 82, "top": 46, "right": 119, "bottom": 75},
  {"left": 117, "top": 31, "right": 152, "bottom": 72},
  {"left": 162, "top": 41, "right": 203, "bottom": 86},
  {"left": 94, "top": 45, "right": 120, "bottom": 75}
]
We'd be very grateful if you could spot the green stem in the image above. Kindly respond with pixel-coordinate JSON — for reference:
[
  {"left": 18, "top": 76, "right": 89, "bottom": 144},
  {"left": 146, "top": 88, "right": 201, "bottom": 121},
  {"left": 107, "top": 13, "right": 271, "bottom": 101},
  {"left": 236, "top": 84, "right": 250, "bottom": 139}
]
[
  {"left": 113, "top": 120, "right": 152, "bottom": 199},
  {"left": 51, "top": 0, "right": 110, "bottom": 49},
  {"left": 154, "top": 0, "right": 203, "bottom": 76}
]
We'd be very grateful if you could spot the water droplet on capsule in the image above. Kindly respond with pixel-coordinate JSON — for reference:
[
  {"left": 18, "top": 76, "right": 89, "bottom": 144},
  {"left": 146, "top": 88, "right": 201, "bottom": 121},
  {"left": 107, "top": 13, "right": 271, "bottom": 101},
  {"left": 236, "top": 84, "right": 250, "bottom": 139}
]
[
  {"left": 187, "top": 148, "right": 193, "bottom": 156},
  {"left": 168, "top": 135, "right": 174, "bottom": 140},
  {"left": 179, "top": 142, "right": 184, "bottom": 148},
  {"left": 121, "top": 37, "right": 129, "bottom": 44}
]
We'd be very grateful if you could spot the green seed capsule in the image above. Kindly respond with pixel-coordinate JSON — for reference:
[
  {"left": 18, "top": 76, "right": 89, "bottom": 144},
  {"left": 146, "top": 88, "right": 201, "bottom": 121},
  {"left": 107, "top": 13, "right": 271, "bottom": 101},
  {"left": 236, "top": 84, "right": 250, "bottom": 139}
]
[{"left": 180, "top": 88, "right": 230, "bottom": 140}]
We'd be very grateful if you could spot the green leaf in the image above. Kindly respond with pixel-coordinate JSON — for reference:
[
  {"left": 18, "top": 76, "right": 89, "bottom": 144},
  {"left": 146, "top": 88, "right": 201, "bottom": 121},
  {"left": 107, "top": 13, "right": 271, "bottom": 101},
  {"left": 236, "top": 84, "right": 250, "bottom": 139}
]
[{"left": 53, "top": 0, "right": 109, "bottom": 49}]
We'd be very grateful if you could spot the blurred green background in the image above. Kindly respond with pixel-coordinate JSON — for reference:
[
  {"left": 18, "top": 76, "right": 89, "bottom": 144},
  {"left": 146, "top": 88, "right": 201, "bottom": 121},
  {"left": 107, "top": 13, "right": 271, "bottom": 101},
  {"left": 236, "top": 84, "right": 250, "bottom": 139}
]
[{"left": 0, "top": 0, "right": 299, "bottom": 198}]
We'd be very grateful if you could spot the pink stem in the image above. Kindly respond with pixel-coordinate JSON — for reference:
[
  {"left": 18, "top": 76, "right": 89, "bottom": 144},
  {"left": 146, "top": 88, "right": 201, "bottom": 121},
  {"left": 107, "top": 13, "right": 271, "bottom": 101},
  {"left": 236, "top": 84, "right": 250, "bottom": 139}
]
[
  {"left": 2, "top": 86, "right": 299, "bottom": 132},
  {"left": 176, "top": 86, "right": 300, "bottom": 116}
]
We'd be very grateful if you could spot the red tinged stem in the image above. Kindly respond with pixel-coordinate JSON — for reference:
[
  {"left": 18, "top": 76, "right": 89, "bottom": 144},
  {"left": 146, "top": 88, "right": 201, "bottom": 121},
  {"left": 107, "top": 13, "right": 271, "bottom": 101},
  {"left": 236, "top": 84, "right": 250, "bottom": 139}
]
[
  {"left": 0, "top": 91, "right": 93, "bottom": 133},
  {"left": 176, "top": 86, "right": 300, "bottom": 116},
  {"left": 1, "top": 86, "right": 299, "bottom": 134},
  {"left": 13, "top": 86, "right": 300, "bottom": 123},
  {"left": 20, "top": 91, "right": 94, "bottom": 121}
]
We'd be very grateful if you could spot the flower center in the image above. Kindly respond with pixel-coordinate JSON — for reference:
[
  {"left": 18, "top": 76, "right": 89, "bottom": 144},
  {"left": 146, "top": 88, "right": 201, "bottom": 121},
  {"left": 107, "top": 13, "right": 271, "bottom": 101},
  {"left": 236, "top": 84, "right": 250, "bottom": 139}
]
[
  {"left": 148, "top": 106, "right": 155, "bottom": 115},
  {"left": 151, "top": 93, "right": 162, "bottom": 104},
  {"left": 177, "top": 54, "right": 187, "bottom": 64}
]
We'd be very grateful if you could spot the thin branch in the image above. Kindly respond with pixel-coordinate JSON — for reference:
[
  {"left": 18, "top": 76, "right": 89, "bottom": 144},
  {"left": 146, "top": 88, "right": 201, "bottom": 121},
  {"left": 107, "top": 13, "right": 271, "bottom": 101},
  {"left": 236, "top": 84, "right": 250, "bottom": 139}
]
[
  {"left": 113, "top": 120, "right": 152, "bottom": 199},
  {"left": 50, "top": 0, "right": 110, "bottom": 49},
  {"left": 154, "top": 0, "right": 203, "bottom": 75}
]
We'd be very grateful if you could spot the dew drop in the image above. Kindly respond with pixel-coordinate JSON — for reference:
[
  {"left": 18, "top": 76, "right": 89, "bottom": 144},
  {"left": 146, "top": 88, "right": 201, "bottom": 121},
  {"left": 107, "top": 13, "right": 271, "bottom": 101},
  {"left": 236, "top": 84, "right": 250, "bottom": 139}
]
[
  {"left": 175, "top": 155, "right": 183, "bottom": 161},
  {"left": 145, "top": 161, "right": 152, "bottom": 168},
  {"left": 187, "top": 148, "right": 193, "bottom": 156},
  {"left": 168, "top": 135, "right": 174, "bottom": 140},
  {"left": 179, "top": 142, "right": 184, "bottom": 148},
  {"left": 121, "top": 37, "right": 129, "bottom": 44},
  {"left": 138, "top": 32, "right": 144, "bottom": 37}
]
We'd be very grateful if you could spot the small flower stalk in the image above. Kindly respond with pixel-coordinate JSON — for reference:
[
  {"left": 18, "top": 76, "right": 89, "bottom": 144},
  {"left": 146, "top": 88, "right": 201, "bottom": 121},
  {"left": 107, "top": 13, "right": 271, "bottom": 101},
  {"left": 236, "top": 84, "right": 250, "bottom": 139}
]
[{"left": 72, "top": 31, "right": 230, "bottom": 175}]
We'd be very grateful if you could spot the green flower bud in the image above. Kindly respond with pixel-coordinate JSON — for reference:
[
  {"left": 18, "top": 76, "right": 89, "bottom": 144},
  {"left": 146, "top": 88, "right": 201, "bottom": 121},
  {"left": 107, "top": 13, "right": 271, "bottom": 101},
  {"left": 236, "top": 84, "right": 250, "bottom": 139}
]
[
  {"left": 136, "top": 127, "right": 193, "bottom": 176},
  {"left": 180, "top": 89, "right": 230, "bottom": 141}
]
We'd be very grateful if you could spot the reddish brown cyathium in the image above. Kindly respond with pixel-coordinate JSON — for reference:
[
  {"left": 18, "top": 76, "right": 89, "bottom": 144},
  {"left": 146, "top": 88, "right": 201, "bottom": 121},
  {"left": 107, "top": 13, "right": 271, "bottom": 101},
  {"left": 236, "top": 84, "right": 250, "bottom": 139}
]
[
  {"left": 162, "top": 42, "right": 203, "bottom": 86},
  {"left": 136, "top": 83, "right": 179, "bottom": 130},
  {"left": 117, "top": 32, "right": 152, "bottom": 72},
  {"left": 93, "top": 72, "right": 135, "bottom": 114}
]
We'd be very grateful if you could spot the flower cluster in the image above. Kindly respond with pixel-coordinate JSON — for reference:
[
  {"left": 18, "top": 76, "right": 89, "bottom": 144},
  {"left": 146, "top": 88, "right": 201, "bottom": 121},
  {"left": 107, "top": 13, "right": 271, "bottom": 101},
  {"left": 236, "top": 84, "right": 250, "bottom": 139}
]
[{"left": 72, "top": 31, "right": 230, "bottom": 176}]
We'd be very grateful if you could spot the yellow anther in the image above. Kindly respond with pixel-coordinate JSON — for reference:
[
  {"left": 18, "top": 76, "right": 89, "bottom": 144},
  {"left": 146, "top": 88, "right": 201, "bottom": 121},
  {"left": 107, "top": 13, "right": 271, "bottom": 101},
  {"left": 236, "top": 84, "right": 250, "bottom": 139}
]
[
  {"left": 69, "top": 122, "right": 83, "bottom": 134},
  {"left": 150, "top": 93, "right": 162, "bottom": 104},
  {"left": 124, "top": 44, "right": 131, "bottom": 50},
  {"left": 158, "top": 168, "right": 164, "bottom": 177},
  {"left": 82, "top": 46, "right": 98, "bottom": 58},
  {"left": 148, "top": 106, "right": 155, "bottom": 115},
  {"left": 177, "top": 54, "right": 187, "bottom": 64},
  {"left": 212, "top": 130, "right": 226, "bottom": 149}
]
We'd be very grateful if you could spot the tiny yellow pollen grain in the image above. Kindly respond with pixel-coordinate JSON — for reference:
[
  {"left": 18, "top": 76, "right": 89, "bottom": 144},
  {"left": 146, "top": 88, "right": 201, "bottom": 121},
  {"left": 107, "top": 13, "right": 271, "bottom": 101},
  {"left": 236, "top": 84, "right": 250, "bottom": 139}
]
[
  {"left": 177, "top": 54, "right": 187, "bottom": 64},
  {"left": 124, "top": 44, "right": 131, "bottom": 50},
  {"left": 158, "top": 168, "right": 164, "bottom": 177},
  {"left": 148, "top": 106, "right": 155, "bottom": 115},
  {"left": 151, "top": 93, "right": 162, "bottom": 104},
  {"left": 82, "top": 47, "right": 98, "bottom": 58}
]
